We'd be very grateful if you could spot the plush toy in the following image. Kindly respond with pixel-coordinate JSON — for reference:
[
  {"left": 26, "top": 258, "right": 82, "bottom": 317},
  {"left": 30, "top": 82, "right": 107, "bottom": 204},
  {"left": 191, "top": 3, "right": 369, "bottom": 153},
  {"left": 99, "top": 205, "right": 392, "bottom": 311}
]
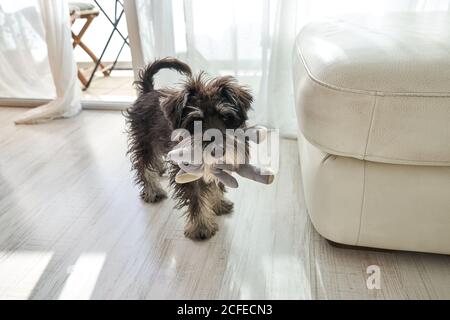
[{"left": 168, "top": 125, "right": 275, "bottom": 188}]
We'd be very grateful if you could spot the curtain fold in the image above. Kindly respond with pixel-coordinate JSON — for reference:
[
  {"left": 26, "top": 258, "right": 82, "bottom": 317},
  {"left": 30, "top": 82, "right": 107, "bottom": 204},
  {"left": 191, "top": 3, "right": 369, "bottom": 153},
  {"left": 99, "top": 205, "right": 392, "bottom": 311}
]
[
  {"left": 0, "top": 0, "right": 81, "bottom": 124},
  {"left": 14, "top": 0, "right": 81, "bottom": 124},
  {"left": 256, "top": 0, "right": 299, "bottom": 137},
  {"left": 0, "top": 1, "right": 55, "bottom": 99},
  {"left": 129, "top": 0, "right": 450, "bottom": 138}
]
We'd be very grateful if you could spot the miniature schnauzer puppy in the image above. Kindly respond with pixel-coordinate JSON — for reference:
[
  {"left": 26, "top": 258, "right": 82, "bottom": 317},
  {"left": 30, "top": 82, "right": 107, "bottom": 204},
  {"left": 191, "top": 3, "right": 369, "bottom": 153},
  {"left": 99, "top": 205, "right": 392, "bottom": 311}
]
[{"left": 125, "top": 57, "right": 252, "bottom": 240}]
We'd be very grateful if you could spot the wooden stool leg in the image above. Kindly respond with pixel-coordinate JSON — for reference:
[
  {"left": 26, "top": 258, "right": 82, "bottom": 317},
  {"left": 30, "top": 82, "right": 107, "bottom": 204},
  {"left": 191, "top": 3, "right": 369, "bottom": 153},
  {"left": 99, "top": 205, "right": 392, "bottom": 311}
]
[
  {"left": 77, "top": 69, "right": 88, "bottom": 88},
  {"left": 75, "top": 16, "right": 108, "bottom": 74},
  {"left": 78, "top": 42, "right": 109, "bottom": 76},
  {"left": 71, "top": 13, "right": 110, "bottom": 88}
]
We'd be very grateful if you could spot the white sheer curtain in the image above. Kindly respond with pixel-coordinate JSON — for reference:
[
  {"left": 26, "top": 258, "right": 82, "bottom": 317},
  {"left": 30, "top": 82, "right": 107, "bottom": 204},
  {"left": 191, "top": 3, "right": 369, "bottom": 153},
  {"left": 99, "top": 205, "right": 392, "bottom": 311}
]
[
  {"left": 0, "top": 1, "right": 54, "bottom": 99},
  {"left": 130, "top": 0, "right": 450, "bottom": 137},
  {"left": 0, "top": 0, "right": 81, "bottom": 124}
]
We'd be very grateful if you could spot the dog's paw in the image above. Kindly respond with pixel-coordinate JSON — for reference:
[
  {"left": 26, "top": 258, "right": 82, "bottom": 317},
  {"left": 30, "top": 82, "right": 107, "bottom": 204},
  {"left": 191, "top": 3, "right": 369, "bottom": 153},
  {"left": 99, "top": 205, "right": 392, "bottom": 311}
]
[
  {"left": 215, "top": 199, "right": 234, "bottom": 215},
  {"left": 141, "top": 189, "right": 167, "bottom": 203},
  {"left": 184, "top": 221, "right": 218, "bottom": 240}
]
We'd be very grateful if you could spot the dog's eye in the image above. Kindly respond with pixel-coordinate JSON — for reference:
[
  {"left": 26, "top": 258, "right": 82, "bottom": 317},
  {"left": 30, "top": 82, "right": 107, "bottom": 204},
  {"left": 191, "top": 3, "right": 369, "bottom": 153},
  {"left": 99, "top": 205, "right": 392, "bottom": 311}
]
[
  {"left": 222, "top": 114, "right": 241, "bottom": 127},
  {"left": 218, "top": 103, "right": 243, "bottom": 128}
]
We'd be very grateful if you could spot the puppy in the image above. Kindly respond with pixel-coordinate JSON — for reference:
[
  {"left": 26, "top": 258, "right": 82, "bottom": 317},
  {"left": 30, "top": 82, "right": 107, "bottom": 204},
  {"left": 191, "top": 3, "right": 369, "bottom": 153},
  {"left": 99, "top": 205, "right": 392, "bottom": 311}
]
[{"left": 125, "top": 57, "right": 253, "bottom": 240}]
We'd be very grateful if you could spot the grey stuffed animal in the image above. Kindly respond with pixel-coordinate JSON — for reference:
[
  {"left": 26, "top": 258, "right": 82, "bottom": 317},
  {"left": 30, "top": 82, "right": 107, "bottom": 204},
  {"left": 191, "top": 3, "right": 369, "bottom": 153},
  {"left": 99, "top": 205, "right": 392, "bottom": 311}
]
[{"left": 168, "top": 125, "right": 275, "bottom": 188}]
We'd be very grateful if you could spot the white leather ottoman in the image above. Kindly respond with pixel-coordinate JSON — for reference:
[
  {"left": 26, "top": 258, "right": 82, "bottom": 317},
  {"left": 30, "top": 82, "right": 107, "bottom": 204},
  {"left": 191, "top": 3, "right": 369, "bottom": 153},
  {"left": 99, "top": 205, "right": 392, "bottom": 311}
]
[{"left": 293, "top": 13, "right": 450, "bottom": 254}]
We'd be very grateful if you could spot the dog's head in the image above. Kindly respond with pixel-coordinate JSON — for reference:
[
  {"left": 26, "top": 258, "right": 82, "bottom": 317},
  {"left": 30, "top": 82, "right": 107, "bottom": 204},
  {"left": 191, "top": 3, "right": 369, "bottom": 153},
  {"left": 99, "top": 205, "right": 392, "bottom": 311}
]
[{"left": 161, "top": 73, "right": 253, "bottom": 133}]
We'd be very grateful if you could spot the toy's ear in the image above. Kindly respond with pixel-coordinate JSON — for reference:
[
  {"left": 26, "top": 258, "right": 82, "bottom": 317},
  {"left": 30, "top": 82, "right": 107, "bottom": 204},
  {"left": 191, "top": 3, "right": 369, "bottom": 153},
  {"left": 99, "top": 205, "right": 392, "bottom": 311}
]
[
  {"left": 212, "top": 169, "right": 239, "bottom": 188},
  {"left": 160, "top": 90, "right": 188, "bottom": 128},
  {"left": 175, "top": 167, "right": 203, "bottom": 184}
]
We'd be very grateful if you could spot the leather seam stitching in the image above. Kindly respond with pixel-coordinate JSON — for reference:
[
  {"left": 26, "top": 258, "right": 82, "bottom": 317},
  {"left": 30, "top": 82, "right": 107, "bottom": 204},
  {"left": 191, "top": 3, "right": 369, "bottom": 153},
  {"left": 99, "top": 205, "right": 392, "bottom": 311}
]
[
  {"left": 356, "top": 161, "right": 367, "bottom": 246},
  {"left": 364, "top": 96, "right": 377, "bottom": 158},
  {"left": 300, "top": 131, "right": 450, "bottom": 166}
]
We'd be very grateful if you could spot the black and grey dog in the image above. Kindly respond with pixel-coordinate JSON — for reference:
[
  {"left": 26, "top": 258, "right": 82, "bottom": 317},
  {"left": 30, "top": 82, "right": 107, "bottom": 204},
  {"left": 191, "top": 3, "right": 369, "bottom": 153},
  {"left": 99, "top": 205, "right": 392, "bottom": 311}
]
[{"left": 125, "top": 57, "right": 252, "bottom": 240}]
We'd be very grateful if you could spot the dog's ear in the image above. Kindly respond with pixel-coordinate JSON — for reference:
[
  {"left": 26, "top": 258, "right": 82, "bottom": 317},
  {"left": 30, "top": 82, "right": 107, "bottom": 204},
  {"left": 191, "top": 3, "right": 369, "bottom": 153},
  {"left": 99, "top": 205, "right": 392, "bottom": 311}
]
[
  {"left": 160, "top": 90, "right": 188, "bottom": 128},
  {"left": 217, "top": 76, "right": 253, "bottom": 113}
]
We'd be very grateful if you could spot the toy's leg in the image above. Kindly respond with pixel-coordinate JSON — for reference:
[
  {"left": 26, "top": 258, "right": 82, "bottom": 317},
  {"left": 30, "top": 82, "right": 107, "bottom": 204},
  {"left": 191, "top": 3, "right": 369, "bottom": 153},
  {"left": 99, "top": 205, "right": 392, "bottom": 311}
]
[
  {"left": 236, "top": 164, "right": 275, "bottom": 185},
  {"left": 211, "top": 168, "right": 239, "bottom": 188}
]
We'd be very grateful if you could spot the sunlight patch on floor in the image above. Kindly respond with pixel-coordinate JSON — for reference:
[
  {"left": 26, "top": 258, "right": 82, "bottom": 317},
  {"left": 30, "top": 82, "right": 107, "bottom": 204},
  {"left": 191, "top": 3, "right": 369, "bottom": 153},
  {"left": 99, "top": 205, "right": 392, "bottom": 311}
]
[
  {"left": 0, "top": 251, "right": 54, "bottom": 299},
  {"left": 58, "top": 253, "right": 106, "bottom": 300}
]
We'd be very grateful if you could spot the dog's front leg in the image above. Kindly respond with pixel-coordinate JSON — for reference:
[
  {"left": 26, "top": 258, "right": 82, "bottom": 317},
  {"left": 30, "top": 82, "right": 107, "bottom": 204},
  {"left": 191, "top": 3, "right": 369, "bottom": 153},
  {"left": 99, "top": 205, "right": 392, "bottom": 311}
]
[
  {"left": 211, "top": 183, "right": 234, "bottom": 216},
  {"left": 182, "top": 182, "right": 219, "bottom": 240}
]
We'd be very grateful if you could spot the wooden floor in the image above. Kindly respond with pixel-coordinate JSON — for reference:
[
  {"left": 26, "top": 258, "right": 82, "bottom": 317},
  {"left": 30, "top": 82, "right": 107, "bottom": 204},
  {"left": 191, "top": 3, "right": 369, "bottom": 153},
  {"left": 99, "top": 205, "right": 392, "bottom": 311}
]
[
  {"left": 81, "top": 69, "right": 135, "bottom": 103},
  {"left": 1, "top": 107, "right": 450, "bottom": 300}
]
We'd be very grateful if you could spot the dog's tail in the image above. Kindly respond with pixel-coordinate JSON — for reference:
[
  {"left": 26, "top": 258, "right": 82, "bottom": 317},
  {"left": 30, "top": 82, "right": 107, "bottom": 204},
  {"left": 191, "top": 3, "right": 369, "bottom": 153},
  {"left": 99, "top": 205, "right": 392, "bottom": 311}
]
[{"left": 134, "top": 57, "right": 192, "bottom": 95}]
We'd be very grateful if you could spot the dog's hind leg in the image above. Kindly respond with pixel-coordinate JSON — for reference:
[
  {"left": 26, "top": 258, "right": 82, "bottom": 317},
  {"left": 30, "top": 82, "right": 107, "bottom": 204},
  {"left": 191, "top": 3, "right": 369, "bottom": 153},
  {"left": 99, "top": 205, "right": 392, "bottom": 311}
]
[
  {"left": 132, "top": 153, "right": 167, "bottom": 203},
  {"left": 127, "top": 127, "right": 168, "bottom": 203},
  {"left": 141, "top": 167, "right": 168, "bottom": 203}
]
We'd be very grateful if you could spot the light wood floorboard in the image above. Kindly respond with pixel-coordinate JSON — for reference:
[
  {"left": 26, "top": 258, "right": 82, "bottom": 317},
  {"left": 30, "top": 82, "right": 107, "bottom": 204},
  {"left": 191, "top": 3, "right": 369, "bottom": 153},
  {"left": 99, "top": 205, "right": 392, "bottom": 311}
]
[{"left": 0, "top": 107, "right": 449, "bottom": 299}]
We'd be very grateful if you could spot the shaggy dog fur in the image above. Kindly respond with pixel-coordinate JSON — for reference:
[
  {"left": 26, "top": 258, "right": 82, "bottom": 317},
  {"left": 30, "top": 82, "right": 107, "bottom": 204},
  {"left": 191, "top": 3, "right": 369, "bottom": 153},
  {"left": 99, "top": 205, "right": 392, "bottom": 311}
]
[{"left": 125, "top": 57, "right": 252, "bottom": 240}]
